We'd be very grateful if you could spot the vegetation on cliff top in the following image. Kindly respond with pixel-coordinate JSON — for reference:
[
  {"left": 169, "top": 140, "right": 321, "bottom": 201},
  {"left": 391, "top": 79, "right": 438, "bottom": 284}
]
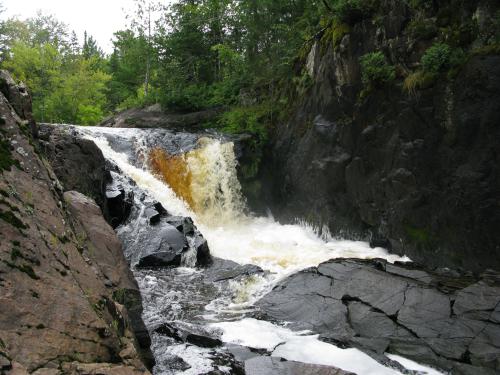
[{"left": 0, "top": 0, "right": 499, "bottom": 132}]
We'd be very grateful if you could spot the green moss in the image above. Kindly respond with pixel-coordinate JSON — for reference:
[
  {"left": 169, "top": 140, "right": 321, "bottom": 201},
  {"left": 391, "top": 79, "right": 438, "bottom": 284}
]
[
  {"left": 10, "top": 248, "right": 22, "bottom": 261},
  {"left": 471, "top": 43, "right": 500, "bottom": 56},
  {"left": 11, "top": 240, "right": 20, "bottom": 247},
  {"left": 0, "top": 190, "right": 8, "bottom": 198},
  {"left": 321, "top": 20, "right": 351, "bottom": 53},
  {"left": 0, "top": 209, "right": 28, "bottom": 230},
  {"left": 404, "top": 225, "right": 434, "bottom": 247},
  {"left": 0, "top": 138, "right": 20, "bottom": 172}
]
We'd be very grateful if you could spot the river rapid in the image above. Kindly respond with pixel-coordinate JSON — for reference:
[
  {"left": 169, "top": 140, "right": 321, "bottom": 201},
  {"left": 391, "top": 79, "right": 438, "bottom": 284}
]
[{"left": 75, "top": 126, "right": 443, "bottom": 375}]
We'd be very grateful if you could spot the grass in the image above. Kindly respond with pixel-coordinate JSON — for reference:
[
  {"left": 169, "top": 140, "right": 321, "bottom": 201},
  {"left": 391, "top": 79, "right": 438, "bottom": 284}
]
[{"left": 403, "top": 70, "right": 436, "bottom": 95}]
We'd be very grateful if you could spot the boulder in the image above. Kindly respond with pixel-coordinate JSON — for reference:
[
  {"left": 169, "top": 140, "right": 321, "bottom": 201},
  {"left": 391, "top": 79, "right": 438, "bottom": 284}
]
[
  {"left": 258, "top": 259, "right": 500, "bottom": 374},
  {"left": 154, "top": 322, "right": 222, "bottom": 348},
  {"left": 136, "top": 224, "right": 188, "bottom": 267},
  {"left": 39, "top": 124, "right": 110, "bottom": 208}
]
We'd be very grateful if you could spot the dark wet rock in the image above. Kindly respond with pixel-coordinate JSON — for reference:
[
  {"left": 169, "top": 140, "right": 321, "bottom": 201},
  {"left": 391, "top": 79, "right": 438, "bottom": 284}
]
[
  {"left": 144, "top": 202, "right": 167, "bottom": 226},
  {"left": 105, "top": 173, "right": 134, "bottom": 228},
  {"left": 244, "top": 357, "right": 355, "bottom": 375},
  {"left": 166, "top": 216, "right": 195, "bottom": 236},
  {"left": 136, "top": 224, "right": 188, "bottom": 267},
  {"left": 153, "top": 322, "right": 222, "bottom": 348},
  {"left": 258, "top": 259, "right": 500, "bottom": 374},
  {"left": 205, "top": 258, "right": 264, "bottom": 282},
  {"left": 39, "top": 124, "right": 111, "bottom": 208},
  {"left": 267, "top": 4, "right": 500, "bottom": 273},
  {"left": 194, "top": 234, "right": 212, "bottom": 266}
]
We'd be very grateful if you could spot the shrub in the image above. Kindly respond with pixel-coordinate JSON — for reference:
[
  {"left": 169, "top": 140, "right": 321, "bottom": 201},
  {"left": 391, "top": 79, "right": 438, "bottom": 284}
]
[
  {"left": 359, "top": 51, "right": 396, "bottom": 87},
  {"left": 421, "top": 43, "right": 452, "bottom": 73},
  {"left": 334, "top": 0, "right": 372, "bottom": 25},
  {"left": 421, "top": 43, "right": 466, "bottom": 76}
]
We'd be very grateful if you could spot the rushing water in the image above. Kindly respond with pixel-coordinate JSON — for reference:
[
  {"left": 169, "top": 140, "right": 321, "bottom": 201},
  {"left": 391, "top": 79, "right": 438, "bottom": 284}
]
[{"left": 74, "top": 126, "right": 442, "bottom": 375}]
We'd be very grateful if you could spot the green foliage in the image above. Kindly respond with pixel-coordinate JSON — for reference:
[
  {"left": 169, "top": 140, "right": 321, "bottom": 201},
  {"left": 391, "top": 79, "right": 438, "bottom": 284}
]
[
  {"left": 333, "top": 0, "right": 374, "bottom": 25},
  {"left": 421, "top": 43, "right": 451, "bottom": 73},
  {"left": 0, "top": 13, "right": 110, "bottom": 125},
  {"left": 217, "top": 103, "right": 272, "bottom": 141},
  {"left": 321, "top": 19, "right": 351, "bottom": 52},
  {"left": 359, "top": 51, "right": 396, "bottom": 88},
  {"left": 421, "top": 43, "right": 466, "bottom": 76}
]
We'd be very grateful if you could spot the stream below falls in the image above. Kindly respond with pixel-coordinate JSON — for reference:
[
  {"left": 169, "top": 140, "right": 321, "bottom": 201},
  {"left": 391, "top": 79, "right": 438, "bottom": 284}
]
[{"left": 74, "top": 126, "right": 444, "bottom": 375}]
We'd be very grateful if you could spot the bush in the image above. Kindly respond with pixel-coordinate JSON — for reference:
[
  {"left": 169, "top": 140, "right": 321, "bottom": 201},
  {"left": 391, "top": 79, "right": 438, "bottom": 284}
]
[
  {"left": 217, "top": 103, "right": 272, "bottom": 141},
  {"left": 421, "top": 43, "right": 451, "bottom": 73},
  {"left": 359, "top": 51, "right": 396, "bottom": 87},
  {"left": 334, "top": 0, "right": 372, "bottom": 25},
  {"left": 421, "top": 43, "right": 466, "bottom": 75}
]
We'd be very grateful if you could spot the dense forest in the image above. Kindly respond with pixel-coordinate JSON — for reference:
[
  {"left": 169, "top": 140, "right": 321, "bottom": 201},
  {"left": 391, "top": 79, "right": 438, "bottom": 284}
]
[
  {"left": 0, "top": 0, "right": 329, "bottom": 133},
  {"left": 1, "top": 0, "right": 499, "bottom": 135}
]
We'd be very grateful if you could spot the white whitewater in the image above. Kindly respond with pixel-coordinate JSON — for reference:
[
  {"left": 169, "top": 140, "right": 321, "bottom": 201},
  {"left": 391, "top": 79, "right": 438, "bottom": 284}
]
[{"left": 78, "top": 127, "right": 442, "bottom": 375}]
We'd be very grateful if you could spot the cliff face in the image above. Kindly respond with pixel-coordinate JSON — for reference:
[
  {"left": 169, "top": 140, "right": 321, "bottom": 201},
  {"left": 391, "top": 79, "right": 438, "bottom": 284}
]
[
  {"left": 0, "top": 71, "right": 151, "bottom": 374},
  {"left": 269, "top": 0, "right": 500, "bottom": 272}
]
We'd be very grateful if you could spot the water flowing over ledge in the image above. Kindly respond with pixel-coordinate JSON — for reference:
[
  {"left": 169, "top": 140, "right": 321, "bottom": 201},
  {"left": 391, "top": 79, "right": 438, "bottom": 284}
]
[{"left": 74, "top": 126, "right": 446, "bottom": 375}]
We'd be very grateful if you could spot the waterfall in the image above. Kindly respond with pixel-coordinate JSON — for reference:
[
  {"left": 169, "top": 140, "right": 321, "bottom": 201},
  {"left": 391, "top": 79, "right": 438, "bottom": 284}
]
[{"left": 72, "top": 126, "right": 442, "bottom": 375}]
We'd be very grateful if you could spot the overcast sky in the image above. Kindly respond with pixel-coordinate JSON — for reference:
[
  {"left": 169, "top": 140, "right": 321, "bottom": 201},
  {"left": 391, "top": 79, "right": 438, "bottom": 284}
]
[{"left": 1, "top": 0, "right": 140, "bottom": 52}]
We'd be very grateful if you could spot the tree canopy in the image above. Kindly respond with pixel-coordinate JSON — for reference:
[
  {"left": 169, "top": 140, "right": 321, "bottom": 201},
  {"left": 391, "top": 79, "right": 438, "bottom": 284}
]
[{"left": 0, "top": 0, "right": 330, "bottom": 126}]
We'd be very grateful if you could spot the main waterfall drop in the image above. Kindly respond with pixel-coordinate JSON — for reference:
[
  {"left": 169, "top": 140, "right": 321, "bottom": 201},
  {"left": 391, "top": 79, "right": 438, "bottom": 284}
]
[{"left": 75, "top": 126, "right": 442, "bottom": 375}]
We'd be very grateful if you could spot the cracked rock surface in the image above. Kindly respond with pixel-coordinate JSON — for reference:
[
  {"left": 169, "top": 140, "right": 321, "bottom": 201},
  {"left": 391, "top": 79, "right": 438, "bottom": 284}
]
[{"left": 257, "top": 258, "right": 500, "bottom": 375}]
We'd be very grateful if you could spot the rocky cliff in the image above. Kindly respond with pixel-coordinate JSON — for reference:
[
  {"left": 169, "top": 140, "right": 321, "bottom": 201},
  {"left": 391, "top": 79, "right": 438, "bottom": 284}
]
[
  {"left": 0, "top": 71, "right": 152, "bottom": 374},
  {"left": 268, "top": 0, "right": 500, "bottom": 272}
]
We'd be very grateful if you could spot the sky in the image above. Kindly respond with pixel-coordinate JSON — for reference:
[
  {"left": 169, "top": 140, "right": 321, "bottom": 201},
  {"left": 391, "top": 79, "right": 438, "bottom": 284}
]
[{"left": 1, "top": 0, "right": 140, "bottom": 52}]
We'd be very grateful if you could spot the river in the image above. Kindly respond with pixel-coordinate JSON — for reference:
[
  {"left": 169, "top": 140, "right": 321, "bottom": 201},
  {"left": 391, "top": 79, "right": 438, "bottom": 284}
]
[{"left": 76, "top": 126, "right": 443, "bottom": 375}]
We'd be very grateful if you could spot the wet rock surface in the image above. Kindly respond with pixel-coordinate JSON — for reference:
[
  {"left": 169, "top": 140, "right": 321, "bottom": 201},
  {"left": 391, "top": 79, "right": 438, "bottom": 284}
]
[
  {"left": 244, "top": 357, "right": 356, "bottom": 375},
  {"left": 258, "top": 258, "right": 500, "bottom": 374},
  {"left": 105, "top": 170, "right": 212, "bottom": 269}
]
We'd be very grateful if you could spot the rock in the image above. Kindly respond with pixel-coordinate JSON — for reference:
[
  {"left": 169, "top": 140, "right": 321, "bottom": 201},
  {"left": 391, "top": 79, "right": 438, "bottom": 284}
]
[
  {"left": 136, "top": 224, "right": 188, "bottom": 267},
  {"left": 205, "top": 258, "right": 264, "bottom": 282},
  {"left": 0, "top": 70, "right": 33, "bottom": 122},
  {"left": 0, "top": 72, "right": 150, "bottom": 373},
  {"left": 267, "top": 4, "right": 500, "bottom": 273},
  {"left": 258, "top": 258, "right": 500, "bottom": 373},
  {"left": 39, "top": 124, "right": 111, "bottom": 209},
  {"left": 105, "top": 183, "right": 134, "bottom": 228},
  {"left": 100, "top": 105, "right": 223, "bottom": 130},
  {"left": 154, "top": 322, "right": 222, "bottom": 348},
  {"left": 244, "top": 357, "right": 355, "bottom": 375},
  {"left": 145, "top": 202, "right": 167, "bottom": 225},
  {"left": 166, "top": 216, "right": 195, "bottom": 236},
  {"left": 63, "top": 191, "right": 154, "bottom": 369}
]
